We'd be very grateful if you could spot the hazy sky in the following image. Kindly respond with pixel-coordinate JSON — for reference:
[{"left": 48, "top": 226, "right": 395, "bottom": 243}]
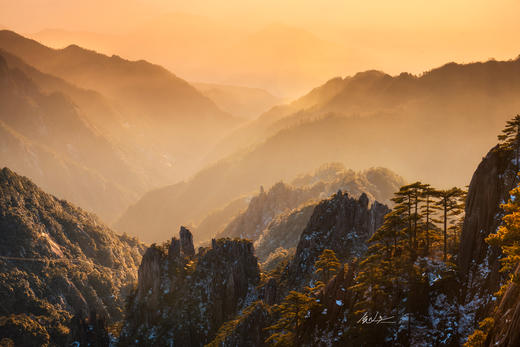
[{"left": 1, "top": 0, "right": 519, "bottom": 96}]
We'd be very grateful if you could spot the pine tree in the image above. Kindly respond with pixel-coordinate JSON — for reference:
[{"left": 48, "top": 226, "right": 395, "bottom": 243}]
[
  {"left": 392, "top": 182, "right": 429, "bottom": 252},
  {"left": 486, "top": 179, "right": 520, "bottom": 280},
  {"left": 420, "top": 186, "right": 438, "bottom": 255},
  {"left": 265, "top": 291, "right": 319, "bottom": 346},
  {"left": 350, "top": 206, "right": 410, "bottom": 344},
  {"left": 433, "top": 188, "right": 466, "bottom": 262},
  {"left": 314, "top": 249, "right": 341, "bottom": 284},
  {"left": 498, "top": 114, "right": 520, "bottom": 171}
]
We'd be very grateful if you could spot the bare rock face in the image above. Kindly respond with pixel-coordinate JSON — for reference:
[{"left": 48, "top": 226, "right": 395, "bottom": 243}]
[
  {"left": 288, "top": 191, "right": 389, "bottom": 287},
  {"left": 459, "top": 146, "right": 514, "bottom": 281},
  {"left": 136, "top": 245, "right": 164, "bottom": 307},
  {"left": 121, "top": 236, "right": 260, "bottom": 346},
  {"left": 180, "top": 226, "right": 195, "bottom": 257},
  {"left": 456, "top": 146, "right": 517, "bottom": 336},
  {"left": 168, "top": 236, "right": 181, "bottom": 260}
]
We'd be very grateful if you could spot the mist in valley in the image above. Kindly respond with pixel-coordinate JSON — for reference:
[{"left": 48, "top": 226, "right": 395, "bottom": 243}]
[{"left": 1, "top": 2, "right": 520, "bottom": 345}]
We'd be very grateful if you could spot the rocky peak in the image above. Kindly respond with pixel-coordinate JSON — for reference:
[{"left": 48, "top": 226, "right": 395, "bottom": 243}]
[
  {"left": 136, "top": 245, "right": 164, "bottom": 306},
  {"left": 458, "top": 146, "right": 516, "bottom": 317},
  {"left": 454, "top": 144, "right": 520, "bottom": 342},
  {"left": 179, "top": 226, "right": 195, "bottom": 257},
  {"left": 459, "top": 146, "right": 513, "bottom": 279},
  {"left": 121, "top": 237, "right": 260, "bottom": 346},
  {"left": 457, "top": 145, "right": 520, "bottom": 346},
  {"left": 288, "top": 191, "right": 389, "bottom": 287}
]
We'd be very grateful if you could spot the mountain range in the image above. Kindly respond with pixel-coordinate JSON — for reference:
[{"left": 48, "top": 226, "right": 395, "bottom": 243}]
[
  {"left": 115, "top": 163, "right": 404, "bottom": 244},
  {"left": 0, "top": 167, "right": 145, "bottom": 345},
  {"left": 207, "top": 58, "right": 520, "bottom": 190},
  {"left": 117, "top": 121, "right": 520, "bottom": 346},
  {"left": 0, "top": 30, "right": 242, "bottom": 222},
  {"left": 117, "top": 55, "right": 520, "bottom": 245},
  {"left": 29, "top": 16, "right": 354, "bottom": 97}
]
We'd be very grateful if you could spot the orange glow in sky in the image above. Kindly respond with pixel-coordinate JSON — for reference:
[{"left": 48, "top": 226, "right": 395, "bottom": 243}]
[{"left": 1, "top": 0, "right": 519, "bottom": 96}]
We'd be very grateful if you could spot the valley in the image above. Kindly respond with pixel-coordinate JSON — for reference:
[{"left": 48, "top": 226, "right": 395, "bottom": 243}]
[{"left": 1, "top": 3, "right": 520, "bottom": 346}]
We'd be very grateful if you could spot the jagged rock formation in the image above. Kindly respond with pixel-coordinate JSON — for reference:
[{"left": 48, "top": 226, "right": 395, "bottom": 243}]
[
  {"left": 121, "top": 230, "right": 260, "bottom": 346},
  {"left": 459, "top": 146, "right": 513, "bottom": 281},
  {"left": 457, "top": 146, "right": 520, "bottom": 346},
  {"left": 217, "top": 181, "right": 322, "bottom": 242},
  {"left": 288, "top": 191, "right": 389, "bottom": 287},
  {"left": 216, "top": 166, "right": 403, "bottom": 262},
  {"left": 457, "top": 145, "right": 517, "bottom": 339},
  {"left": 180, "top": 226, "right": 195, "bottom": 257},
  {"left": 0, "top": 167, "right": 145, "bottom": 345}
]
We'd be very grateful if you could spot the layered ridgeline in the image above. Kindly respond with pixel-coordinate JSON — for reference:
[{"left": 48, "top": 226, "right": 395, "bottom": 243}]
[
  {"left": 214, "top": 166, "right": 403, "bottom": 265},
  {"left": 120, "top": 116, "right": 520, "bottom": 346},
  {"left": 0, "top": 30, "right": 240, "bottom": 222},
  {"left": 116, "top": 56, "right": 520, "bottom": 244},
  {"left": 120, "top": 191, "right": 387, "bottom": 346},
  {"left": 0, "top": 52, "right": 147, "bottom": 223},
  {"left": 116, "top": 163, "right": 404, "bottom": 244},
  {"left": 0, "top": 168, "right": 145, "bottom": 346},
  {"left": 31, "top": 20, "right": 353, "bottom": 97},
  {"left": 208, "top": 56, "right": 520, "bottom": 188}
]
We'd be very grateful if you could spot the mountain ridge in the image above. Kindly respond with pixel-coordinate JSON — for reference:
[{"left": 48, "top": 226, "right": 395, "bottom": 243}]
[{"left": 0, "top": 167, "right": 145, "bottom": 345}]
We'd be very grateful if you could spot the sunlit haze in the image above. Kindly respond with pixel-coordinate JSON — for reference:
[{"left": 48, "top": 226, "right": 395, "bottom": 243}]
[
  {"left": 3, "top": 2, "right": 520, "bottom": 344},
  {"left": 1, "top": 0, "right": 518, "bottom": 97}
]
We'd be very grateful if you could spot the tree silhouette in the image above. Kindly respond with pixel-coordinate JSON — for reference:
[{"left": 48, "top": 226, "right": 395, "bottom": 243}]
[
  {"left": 498, "top": 114, "right": 520, "bottom": 172},
  {"left": 265, "top": 291, "right": 319, "bottom": 346},
  {"left": 433, "top": 188, "right": 466, "bottom": 262},
  {"left": 420, "top": 186, "right": 438, "bottom": 255},
  {"left": 392, "top": 182, "right": 430, "bottom": 252},
  {"left": 314, "top": 249, "right": 340, "bottom": 284}
]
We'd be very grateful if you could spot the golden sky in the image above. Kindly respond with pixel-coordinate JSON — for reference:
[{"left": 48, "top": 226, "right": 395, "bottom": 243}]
[{"left": 1, "top": 0, "right": 519, "bottom": 96}]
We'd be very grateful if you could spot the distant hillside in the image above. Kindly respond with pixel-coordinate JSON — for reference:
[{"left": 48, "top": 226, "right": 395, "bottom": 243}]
[
  {"left": 209, "top": 57, "right": 520, "bottom": 186},
  {"left": 0, "top": 54, "right": 150, "bottom": 222},
  {"left": 116, "top": 163, "right": 404, "bottom": 244},
  {"left": 215, "top": 165, "right": 403, "bottom": 263},
  {"left": 0, "top": 168, "right": 145, "bottom": 345},
  {"left": 218, "top": 166, "right": 402, "bottom": 241},
  {"left": 31, "top": 18, "right": 354, "bottom": 97},
  {"left": 0, "top": 30, "right": 241, "bottom": 181},
  {"left": 193, "top": 82, "right": 282, "bottom": 119}
]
